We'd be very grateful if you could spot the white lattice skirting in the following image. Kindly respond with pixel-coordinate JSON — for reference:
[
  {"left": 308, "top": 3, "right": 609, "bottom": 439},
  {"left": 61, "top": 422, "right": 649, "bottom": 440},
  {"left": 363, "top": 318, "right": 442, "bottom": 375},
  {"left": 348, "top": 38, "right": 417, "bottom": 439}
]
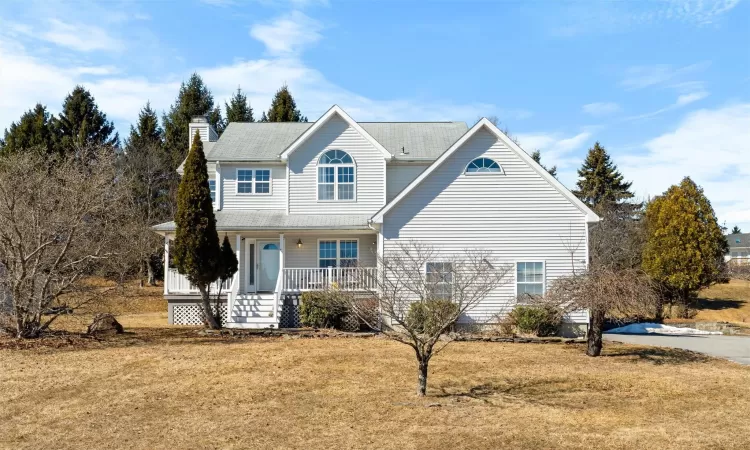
[{"left": 172, "top": 303, "right": 228, "bottom": 325}]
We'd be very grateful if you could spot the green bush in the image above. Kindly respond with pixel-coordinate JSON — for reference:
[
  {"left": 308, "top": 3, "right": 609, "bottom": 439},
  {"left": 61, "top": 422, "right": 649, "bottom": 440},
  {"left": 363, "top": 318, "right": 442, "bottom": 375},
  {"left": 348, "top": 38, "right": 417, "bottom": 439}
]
[
  {"left": 406, "top": 299, "right": 459, "bottom": 335},
  {"left": 299, "top": 290, "right": 350, "bottom": 329},
  {"left": 508, "top": 305, "right": 561, "bottom": 337}
]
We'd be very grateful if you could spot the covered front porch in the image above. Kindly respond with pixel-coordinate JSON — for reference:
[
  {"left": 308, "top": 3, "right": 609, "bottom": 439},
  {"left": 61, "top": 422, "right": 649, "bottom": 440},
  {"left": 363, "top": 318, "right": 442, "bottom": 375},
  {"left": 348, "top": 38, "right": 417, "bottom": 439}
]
[{"left": 161, "top": 231, "right": 378, "bottom": 327}]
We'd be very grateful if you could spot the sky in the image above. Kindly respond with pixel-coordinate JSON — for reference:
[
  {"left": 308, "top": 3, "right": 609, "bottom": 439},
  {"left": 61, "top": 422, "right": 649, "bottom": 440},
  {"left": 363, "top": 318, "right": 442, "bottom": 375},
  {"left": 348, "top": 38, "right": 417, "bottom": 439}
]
[{"left": 0, "top": 0, "right": 748, "bottom": 230}]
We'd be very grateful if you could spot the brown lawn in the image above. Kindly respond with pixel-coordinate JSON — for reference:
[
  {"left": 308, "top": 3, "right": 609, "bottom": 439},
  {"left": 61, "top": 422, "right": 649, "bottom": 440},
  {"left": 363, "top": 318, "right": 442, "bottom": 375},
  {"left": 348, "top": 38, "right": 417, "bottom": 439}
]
[
  {"left": 2, "top": 279, "right": 750, "bottom": 448},
  {"left": 693, "top": 279, "right": 750, "bottom": 324},
  {"left": 2, "top": 327, "right": 750, "bottom": 449}
]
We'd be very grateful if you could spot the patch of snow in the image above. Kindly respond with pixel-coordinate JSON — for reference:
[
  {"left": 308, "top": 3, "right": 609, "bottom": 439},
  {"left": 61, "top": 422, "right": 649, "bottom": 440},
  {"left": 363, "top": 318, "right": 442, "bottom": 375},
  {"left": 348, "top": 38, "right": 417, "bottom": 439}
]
[{"left": 606, "top": 323, "right": 722, "bottom": 335}]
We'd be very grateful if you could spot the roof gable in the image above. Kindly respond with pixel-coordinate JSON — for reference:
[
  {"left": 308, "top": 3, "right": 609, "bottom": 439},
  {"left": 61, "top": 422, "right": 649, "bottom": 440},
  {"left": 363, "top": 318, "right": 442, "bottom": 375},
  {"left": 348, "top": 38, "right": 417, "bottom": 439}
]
[
  {"left": 279, "top": 105, "right": 392, "bottom": 161},
  {"left": 371, "top": 118, "right": 600, "bottom": 224}
]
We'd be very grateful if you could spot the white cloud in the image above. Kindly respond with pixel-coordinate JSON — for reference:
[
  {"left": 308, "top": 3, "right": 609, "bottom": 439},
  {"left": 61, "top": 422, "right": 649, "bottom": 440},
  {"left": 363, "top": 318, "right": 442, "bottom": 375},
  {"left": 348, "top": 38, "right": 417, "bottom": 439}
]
[
  {"left": 620, "top": 62, "right": 710, "bottom": 90},
  {"left": 625, "top": 90, "right": 709, "bottom": 121},
  {"left": 23, "top": 18, "right": 125, "bottom": 52},
  {"left": 250, "top": 11, "right": 323, "bottom": 56},
  {"left": 1, "top": 10, "right": 506, "bottom": 134},
  {"left": 551, "top": 1, "right": 740, "bottom": 36},
  {"left": 620, "top": 104, "right": 750, "bottom": 231},
  {"left": 582, "top": 102, "right": 621, "bottom": 116},
  {"left": 515, "top": 131, "right": 593, "bottom": 188}
]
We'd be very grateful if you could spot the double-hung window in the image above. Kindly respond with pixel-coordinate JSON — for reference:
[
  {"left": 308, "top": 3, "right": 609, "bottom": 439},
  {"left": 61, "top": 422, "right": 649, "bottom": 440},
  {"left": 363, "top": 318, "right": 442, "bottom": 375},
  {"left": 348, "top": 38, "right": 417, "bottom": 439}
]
[
  {"left": 426, "top": 262, "right": 453, "bottom": 300},
  {"left": 237, "top": 169, "right": 271, "bottom": 195},
  {"left": 318, "top": 150, "right": 355, "bottom": 201},
  {"left": 517, "top": 262, "right": 544, "bottom": 296},
  {"left": 318, "top": 239, "right": 359, "bottom": 268},
  {"left": 208, "top": 179, "right": 216, "bottom": 203}
]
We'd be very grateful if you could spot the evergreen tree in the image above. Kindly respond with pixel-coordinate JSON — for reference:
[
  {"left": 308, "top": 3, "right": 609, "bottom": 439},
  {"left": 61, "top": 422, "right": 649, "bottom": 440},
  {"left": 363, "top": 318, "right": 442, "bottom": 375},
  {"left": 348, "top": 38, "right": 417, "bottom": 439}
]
[
  {"left": 642, "top": 177, "right": 728, "bottom": 316},
  {"left": 224, "top": 87, "right": 254, "bottom": 124},
  {"left": 263, "top": 85, "right": 307, "bottom": 122},
  {"left": 163, "top": 73, "right": 223, "bottom": 170},
  {"left": 573, "top": 142, "right": 634, "bottom": 210},
  {"left": 731, "top": 225, "right": 742, "bottom": 234},
  {"left": 172, "top": 131, "right": 223, "bottom": 329},
  {"left": 0, "top": 104, "right": 56, "bottom": 156},
  {"left": 530, "top": 150, "right": 557, "bottom": 178},
  {"left": 125, "top": 102, "right": 163, "bottom": 152},
  {"left": 52, "top": 85, "right": 119, "bottom": 152}
]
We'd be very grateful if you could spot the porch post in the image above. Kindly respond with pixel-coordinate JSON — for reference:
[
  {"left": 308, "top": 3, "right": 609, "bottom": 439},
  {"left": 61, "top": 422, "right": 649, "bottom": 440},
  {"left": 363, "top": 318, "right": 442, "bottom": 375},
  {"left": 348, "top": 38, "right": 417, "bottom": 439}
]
[
  {"left": 163, "top": 235, "right": 170, "bottom": 295},
  {"left": 235, "top": 234, "right": 242, "bottom": 294},
  {"left": 279, "top": 233, "right": 285, "bottom": 290}
]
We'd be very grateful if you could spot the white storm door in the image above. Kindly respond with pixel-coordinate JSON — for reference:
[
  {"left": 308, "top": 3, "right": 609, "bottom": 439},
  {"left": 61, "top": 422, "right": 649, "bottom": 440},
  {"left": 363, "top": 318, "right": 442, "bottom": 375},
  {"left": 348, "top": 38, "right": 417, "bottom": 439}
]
[{"left": 258, "top": 241, "right": 280, "bottom": 292}]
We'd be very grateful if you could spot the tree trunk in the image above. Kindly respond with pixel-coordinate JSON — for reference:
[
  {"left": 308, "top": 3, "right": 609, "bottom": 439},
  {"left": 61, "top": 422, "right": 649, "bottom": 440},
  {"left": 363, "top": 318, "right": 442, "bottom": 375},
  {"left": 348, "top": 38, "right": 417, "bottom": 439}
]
[
  {"left": 198, "top": 284, "right": 221, "bottom": 330},
  {"left": 587, "top": 308, "right": 605, "bottom": 357},
  {"left": 146, "top": 259, "right": 156, "bottom": 286},
  {"left": 417, "top": 357, "right": 429, "bottom": 396}
]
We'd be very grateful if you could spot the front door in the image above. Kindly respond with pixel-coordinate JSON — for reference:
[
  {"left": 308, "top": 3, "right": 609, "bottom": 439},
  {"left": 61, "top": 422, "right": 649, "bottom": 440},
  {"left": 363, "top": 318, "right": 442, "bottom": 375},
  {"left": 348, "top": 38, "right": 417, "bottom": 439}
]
[{"left": 258, "top": 241, "right": 280, "bottom": 292}]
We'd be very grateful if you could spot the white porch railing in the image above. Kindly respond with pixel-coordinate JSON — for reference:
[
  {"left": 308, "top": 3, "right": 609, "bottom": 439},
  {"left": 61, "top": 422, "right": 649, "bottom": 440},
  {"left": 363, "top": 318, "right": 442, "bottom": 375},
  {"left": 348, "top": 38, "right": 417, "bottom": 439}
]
[
  {"left": 166, "top": 268, "right": 233, "bottom": 294},
  {"left": 282, "top": 267, "right": 377, "bottom": 292}
]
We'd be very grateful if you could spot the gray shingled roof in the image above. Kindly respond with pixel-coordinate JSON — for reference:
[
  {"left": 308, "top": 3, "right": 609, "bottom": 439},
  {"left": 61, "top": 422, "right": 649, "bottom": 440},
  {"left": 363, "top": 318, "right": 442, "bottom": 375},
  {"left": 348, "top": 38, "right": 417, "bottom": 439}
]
[
  {"left": 728, "top": 233, "right": 750, "bottom": 250},
  {"left": 153, "top": 210, "right": 372, "bottom": 232},
  {"left": 361, "top": 122, "right": 468, "bottom": 160},
  {"left": 204, "top": 121, "right": 468, "bottom": 162},
  {"left": 206, "top": 123, "right": 312, "bottom": 161}
]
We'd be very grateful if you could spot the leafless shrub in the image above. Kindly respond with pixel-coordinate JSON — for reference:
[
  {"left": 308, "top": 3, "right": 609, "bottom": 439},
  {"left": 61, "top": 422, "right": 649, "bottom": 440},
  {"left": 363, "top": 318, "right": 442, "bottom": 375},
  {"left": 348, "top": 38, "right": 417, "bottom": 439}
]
[
  {"left": 726, "top": 261, "right": 750, "bottom": 281},
  {"left": 0, "top": 147, "right": 136, "bottom": 338},
  {"left": 347, "top": 240, "right": 512, "bottom": 396},
  {"left": 539, "top": 267, "right": 658, "bottom": 356}
]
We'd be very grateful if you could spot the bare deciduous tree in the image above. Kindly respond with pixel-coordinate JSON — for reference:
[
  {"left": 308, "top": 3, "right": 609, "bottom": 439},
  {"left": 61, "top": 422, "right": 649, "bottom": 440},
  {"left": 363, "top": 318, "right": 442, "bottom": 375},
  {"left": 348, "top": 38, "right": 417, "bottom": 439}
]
[
  {"left": 541, "top": 267, "right": 658, "bottom": 356},
  {"left": 348, "top": 241, "right": 512, "bottom": 396},
  {"left": 0, "top": 147, "right": 134, "bottom": 338}
]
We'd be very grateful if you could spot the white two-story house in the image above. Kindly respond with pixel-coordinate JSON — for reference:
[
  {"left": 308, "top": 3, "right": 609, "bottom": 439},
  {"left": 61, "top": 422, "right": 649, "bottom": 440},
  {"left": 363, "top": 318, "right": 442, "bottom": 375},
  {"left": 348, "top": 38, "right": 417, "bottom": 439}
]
[{"left": 154, "top": 105, "right": 598, "bottom": 331}]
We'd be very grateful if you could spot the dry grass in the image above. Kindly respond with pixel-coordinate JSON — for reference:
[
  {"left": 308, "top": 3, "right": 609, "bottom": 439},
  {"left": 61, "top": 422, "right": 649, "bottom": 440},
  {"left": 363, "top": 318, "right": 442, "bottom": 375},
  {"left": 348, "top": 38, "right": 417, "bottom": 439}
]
[
  {"left": 693, "top": 279, "right": 750, "bottom": 324},
  {"left": 2, "top": 328, "right": 750, "bottom": 449}
]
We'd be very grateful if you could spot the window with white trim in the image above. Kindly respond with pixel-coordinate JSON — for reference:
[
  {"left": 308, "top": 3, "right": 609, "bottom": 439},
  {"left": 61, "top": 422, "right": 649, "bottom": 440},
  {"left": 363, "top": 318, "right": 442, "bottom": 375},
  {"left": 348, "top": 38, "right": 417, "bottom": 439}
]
[
  {"left": 426, "top": 262, "right": 453, "bottom": 300},
  {"left": 208, "top": 179, "right": 216, "bottom": 203},
  {"left": 466, "top": 157, "right": 502, "bottom": 174},
  {"left": 318, "top": 239, "right": 359, "bottom": 268},
  {"left": 318, "top": 150, "right": 355, "bottom": 201},
  {"left": 517, "top": 262, "right": 544, "bottom": 296},
  {"left": 237, "top": 169, "right": 271, "bottom": 194}
]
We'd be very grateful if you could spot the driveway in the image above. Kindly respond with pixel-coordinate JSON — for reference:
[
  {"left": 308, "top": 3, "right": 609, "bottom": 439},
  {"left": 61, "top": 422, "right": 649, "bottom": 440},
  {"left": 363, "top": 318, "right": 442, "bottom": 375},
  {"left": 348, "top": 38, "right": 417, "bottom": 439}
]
[{"left": 603, "top": 333, "right": 750, "bottom": 365}]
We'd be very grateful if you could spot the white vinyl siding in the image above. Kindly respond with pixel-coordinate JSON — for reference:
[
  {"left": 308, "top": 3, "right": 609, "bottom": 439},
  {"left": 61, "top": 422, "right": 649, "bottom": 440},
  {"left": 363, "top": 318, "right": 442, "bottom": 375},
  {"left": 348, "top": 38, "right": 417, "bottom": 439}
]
[
  {"left": 386, "top": 164, "right": 430, "bottom": 202},
  {"left": 220, "top": 164, "right": 286, "bottom": 210},
  {"left": 288, "top": 115, "right": 386, "bottom": 215},
  {"left": 381, "top": 128, "right": 588, "bottom": 324},
  {"left": 284, "top": 233, "right": 377, "bottom": 268}
]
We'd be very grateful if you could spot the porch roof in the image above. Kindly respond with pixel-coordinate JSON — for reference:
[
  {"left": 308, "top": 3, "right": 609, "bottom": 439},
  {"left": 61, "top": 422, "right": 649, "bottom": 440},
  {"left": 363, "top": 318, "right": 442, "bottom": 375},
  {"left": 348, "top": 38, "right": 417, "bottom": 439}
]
[{"left": 153, "top": 210, "right": 373, "bottom": 233}]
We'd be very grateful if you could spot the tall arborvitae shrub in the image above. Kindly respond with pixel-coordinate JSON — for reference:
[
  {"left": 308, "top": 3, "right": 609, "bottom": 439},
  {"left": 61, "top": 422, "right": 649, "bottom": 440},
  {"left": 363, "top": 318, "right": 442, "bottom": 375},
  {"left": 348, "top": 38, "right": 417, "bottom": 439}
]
[{"left": 172, "top": 131, "right": 222, "bottom": 328}]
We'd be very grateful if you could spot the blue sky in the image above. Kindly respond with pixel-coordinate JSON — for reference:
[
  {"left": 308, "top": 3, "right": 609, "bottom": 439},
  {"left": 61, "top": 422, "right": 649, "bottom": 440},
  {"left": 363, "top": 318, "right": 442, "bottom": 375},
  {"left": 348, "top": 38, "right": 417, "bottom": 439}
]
[{"left": 1, "top": 0, "right": 748, "bottom": 229}]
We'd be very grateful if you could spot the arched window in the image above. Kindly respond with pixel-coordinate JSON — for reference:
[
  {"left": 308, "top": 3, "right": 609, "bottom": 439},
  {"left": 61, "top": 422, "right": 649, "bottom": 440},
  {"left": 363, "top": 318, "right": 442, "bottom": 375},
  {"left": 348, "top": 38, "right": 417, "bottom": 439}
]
[
  {"left": 318, "top": 150, "right": 355, "bottom": 201},
  {"left": 466, "top": 157, "right": 502, "bottom": 174}
]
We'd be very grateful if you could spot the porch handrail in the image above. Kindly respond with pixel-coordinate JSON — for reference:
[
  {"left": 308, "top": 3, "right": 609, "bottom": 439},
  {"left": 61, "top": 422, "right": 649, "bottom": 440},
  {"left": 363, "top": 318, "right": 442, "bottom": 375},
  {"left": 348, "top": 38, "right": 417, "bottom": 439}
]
[
  {"left": 166, "top": 268, "right": 232, "bottom": 294},
  {"left": 282, "top": 267, "right": 377, "bottom": 292}
]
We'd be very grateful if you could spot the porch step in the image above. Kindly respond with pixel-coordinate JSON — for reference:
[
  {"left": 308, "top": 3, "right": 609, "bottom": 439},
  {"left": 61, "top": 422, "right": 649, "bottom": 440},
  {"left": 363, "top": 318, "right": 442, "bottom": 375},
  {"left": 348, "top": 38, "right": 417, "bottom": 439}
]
[{"left": 231, "top": 293, "right": 279, "bottom": 321}]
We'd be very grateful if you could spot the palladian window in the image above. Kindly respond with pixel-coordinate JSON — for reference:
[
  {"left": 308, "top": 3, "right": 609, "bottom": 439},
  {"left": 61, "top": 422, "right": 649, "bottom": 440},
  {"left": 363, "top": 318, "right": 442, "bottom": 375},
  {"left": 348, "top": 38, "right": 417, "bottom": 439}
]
[{"left": 318, "top": 150, "right": 355, "bottom": 201}]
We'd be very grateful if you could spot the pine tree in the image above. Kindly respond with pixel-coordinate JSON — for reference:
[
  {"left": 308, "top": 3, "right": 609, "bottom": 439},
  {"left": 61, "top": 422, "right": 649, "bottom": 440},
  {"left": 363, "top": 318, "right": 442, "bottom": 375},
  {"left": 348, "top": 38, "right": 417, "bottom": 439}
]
[
  {"left": 224, "top": 87, "right": 254, "bottom": 124},
  {"left": 731, "top": 226, "right": 742, "bottom": 234},
  {"left": 263, "top": 85, "right": 307, "bottom": 122},
  {"left": 172, "top": 131, "right": 223, "bottom": 329},
  {"left": 52, "top": 85, "right": 119, "bottom": 153},
  {"left": 642, "top": 177, "right": 728, "bottom": 316},
  {"left": 163, "top": 73, "right": 223, "bottom": 170},
  {"left": 125, "top": 102, "right": 163, "bottom": 152},
  {"left": 0, "top": 104, "right": 56, "bottom": 156},
  {"left": 530, "top": 150, "right": 557, "bottom": 178},
  {"left": 573, "top": 142, "right": 634, "bottom": 210}
]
